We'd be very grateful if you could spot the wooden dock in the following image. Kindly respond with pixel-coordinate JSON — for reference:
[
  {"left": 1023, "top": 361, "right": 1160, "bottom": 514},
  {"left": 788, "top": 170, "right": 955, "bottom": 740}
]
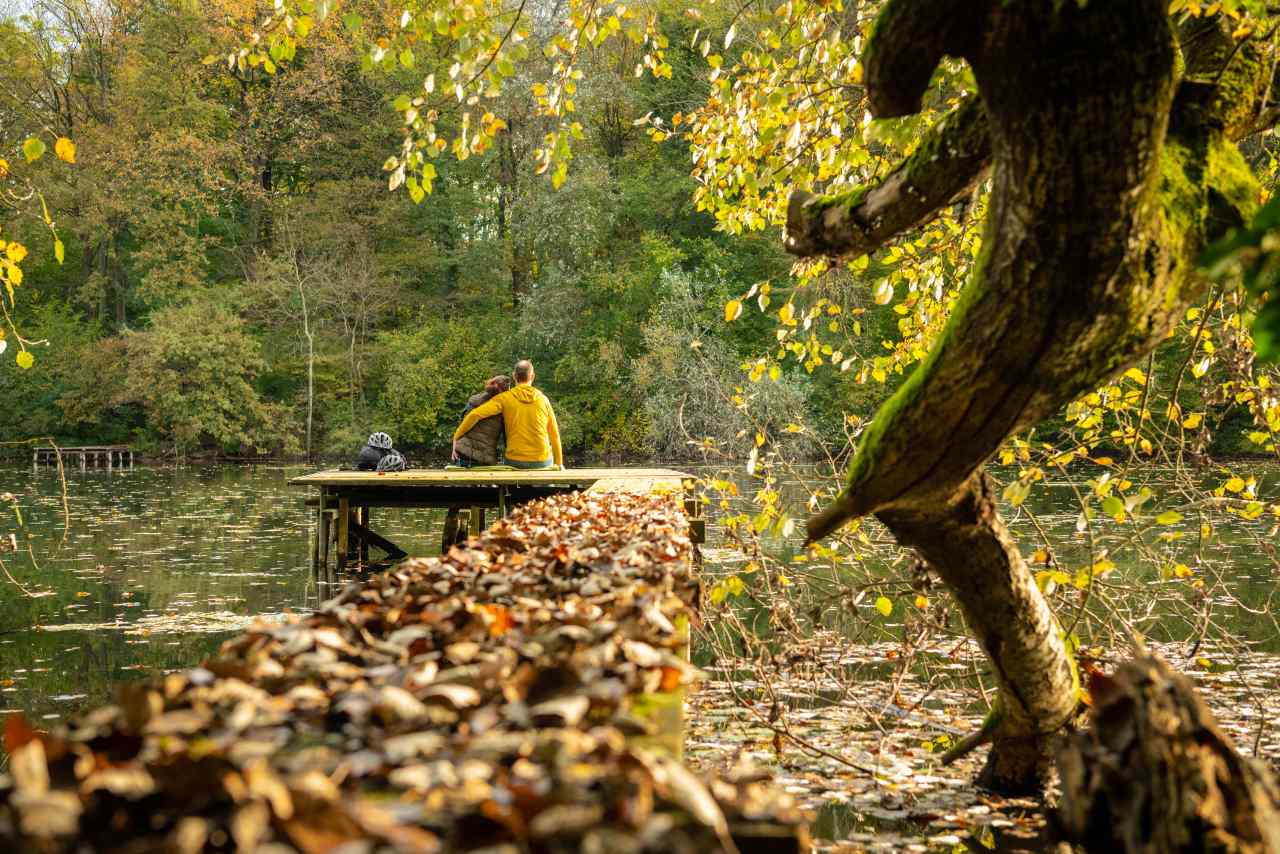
[
  {"left": 290, "top": 467, "right": 704, "bottom": 581},
  {"left": 33, "top": 445, "right": 134, "bottom": 469}
]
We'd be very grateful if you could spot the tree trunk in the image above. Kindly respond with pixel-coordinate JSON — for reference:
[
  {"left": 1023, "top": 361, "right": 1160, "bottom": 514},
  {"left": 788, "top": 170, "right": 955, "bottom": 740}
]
[
  {"left": 306, "top": 332, "right": 314, "bottom": 462},
  {"left": 496, "top": 121, "right": 530, "bottom": 307},
  {"left": 299, "top": 285, "right": 313, "bottom": 463},
  {"left": 1055, "top": 651, "right": 1280, "bottom": 853},
  {"left": 878, "top": 473, "right": 1076, "bottom": 792},
  {"left": 790, "top": 1, "right": 1270, "bottom": 793}
]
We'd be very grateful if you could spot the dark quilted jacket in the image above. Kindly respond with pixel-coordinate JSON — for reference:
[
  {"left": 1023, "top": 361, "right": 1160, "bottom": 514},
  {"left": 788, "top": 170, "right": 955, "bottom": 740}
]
[
  {"left": 354, "top": 444, "right": 386, "bottom": 471},
  {"left": 454, "top": 391, "right": 504, "bottom": 464}
]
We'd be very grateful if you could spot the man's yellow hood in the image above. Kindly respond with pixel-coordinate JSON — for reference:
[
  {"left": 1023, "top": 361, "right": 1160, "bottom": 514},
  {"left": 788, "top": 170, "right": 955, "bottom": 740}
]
[{"left": 508, "top": 385, "right": 540, "bottom": 403}]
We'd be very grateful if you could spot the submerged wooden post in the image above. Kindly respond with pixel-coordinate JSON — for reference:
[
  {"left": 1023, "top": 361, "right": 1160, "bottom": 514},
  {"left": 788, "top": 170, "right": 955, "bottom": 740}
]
[
  {"left": 359, "top": 506, "right": 370, "bottom": 565},
  {"left": 318, "top": 494, "right": 331, "bottom": 583},
  {"left": 311, "top": 504, "right": 322, "bottom": 581},
  {"left": 336, "top": 497, "right": 350, "bottom": 573}
]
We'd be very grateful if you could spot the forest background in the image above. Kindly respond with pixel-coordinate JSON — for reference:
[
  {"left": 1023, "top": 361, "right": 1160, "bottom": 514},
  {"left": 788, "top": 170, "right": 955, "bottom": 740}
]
[
  {"left": 4, "top": 0, "right": 1272, "bottom": 468},
  {"left": 0, "top": 0, "right": 839, "bottom": 463}
]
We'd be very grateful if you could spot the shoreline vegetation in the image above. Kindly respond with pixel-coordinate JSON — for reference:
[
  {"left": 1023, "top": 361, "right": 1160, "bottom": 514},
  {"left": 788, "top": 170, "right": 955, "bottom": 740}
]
[{"left": 6, "top": 446, "right": 1280, "bottom": 468}]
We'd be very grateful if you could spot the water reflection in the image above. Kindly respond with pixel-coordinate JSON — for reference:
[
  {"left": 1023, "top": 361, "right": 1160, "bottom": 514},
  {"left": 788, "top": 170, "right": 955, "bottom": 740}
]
[{"left": 0, "top": 463, "right": 447, "bottom": 723}]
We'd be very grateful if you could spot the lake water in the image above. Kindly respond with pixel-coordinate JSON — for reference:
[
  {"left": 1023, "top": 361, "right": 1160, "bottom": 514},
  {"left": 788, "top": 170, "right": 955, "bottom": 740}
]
[
  {"left": 1, "top": 461, "right": 1278, "bottom": 724},
  {"left": 0, "top": 463, "right": 449, "bottom": 723}
]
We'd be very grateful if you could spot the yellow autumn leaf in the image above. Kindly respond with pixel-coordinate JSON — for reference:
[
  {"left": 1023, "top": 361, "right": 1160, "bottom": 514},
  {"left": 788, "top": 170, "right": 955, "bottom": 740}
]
[
  {"left": 914, "top": 595, "right": 928, "bottom": 609},
  {"left": 873, "top": 279, "right": 893, "bottom": 305},
  {"left": 54, "top": 137, "right": 76, "bottom": 164},
  {"left": 5, "top": 242, "right": 27, "bottom": 263},
  {"left": 0, "top": 158, "right": 8, "bottom": 178},
  {"left": 16, "top": 350, "right": 34, "bottom": 370},
  {"left": 874, "top": 596, "right": 892, "bottom": 617},
  {"left": 1181, "top": 412, "right": 1202, "bottom": 429},
  {"left": 724, "top": 299, "right": 742, "bottom": 322}
]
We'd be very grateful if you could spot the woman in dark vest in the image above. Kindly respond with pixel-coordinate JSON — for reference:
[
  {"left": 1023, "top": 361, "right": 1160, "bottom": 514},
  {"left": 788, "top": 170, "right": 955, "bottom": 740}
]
[{"left": 452, "top": 376, "right": 512, "bottom": 466}]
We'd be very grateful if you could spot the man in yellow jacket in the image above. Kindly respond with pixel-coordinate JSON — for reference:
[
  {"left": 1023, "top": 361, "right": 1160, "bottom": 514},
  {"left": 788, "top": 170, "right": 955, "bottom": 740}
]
[{"left": 453, "top": 360, "right": 563, "bottom": 469}]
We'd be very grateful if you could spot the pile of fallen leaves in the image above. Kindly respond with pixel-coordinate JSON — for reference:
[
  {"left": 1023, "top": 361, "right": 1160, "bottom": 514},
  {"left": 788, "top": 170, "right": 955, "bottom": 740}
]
[{"left": 0, "top": 491, "right": 809, "bottom": 853}]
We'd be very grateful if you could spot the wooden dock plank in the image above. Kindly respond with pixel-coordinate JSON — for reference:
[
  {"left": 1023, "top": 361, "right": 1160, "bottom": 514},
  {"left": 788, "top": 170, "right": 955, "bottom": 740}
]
[{"left": 289, "top": 467, "right": 692, "bottom": 487}]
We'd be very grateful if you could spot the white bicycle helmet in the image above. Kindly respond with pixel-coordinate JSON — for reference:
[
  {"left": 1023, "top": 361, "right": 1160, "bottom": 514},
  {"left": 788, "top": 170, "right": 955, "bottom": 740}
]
[
  {"left": 368, "top": 431, "right": 393, "bottom": 450},
  {"left": 377, "top": 450, "right": 408, "bottom": 472}
]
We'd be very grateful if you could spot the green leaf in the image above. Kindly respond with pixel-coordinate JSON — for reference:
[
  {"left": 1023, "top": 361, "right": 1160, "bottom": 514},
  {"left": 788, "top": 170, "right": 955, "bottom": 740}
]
[
  {"left": 392, "top": 94, "right": 412, "bottom": 112},
  {"left": 1155, "top": 510, "right": 1183, "bottom": 525},
  {"left": 399, "top": 49, "right": 415, "bottom": 69},
  {"left": 874, "top": 596, "right": 892, "bottom": 617},
  {"left": 1002, "top": 479, "right": 1030, "bottom": 507},
  {"left": 22, "top": 137, "right": 45, "bottom": 163},
  {"left": 1101, "top": 495, "right": 1125, "bottom": 522}
]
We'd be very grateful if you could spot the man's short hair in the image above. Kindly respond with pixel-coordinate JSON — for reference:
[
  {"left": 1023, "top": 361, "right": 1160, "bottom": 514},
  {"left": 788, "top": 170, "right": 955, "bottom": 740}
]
[{"left": 513, "top": 360, "right": 534, "bottom": 383}]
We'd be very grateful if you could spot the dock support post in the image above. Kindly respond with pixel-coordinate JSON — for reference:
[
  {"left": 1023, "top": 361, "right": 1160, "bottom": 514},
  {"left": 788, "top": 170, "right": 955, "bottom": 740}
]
[
  {"left": 312, "top": 502, "right": 322, "bottom": 581},
  {"left": 336, "top": 497, "right": 350, "bottom": 573},
  {"left": 468, "top": 506, "right": 484, "bottom": 537},
  {"left": 442, "top": 507, "right": 462, "bottom": 553},
  {"left": 319, "top": 496, "right": 332, "bottom": 584},
  {"left": 358, "top": 506, "right": 370, "bottom": 565},
  {"left": 32, "top": 449, "right": 37, "bottom": 471}
]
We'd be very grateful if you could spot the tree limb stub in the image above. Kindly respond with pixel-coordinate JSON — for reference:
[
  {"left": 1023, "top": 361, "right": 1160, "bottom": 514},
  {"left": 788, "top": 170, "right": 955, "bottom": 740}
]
[
  {"left": 1055, "top": 651, "right": 1280, "bottom": 853},
  {"left": 784, "top": 95, "right": 991, "bottom": 260}
]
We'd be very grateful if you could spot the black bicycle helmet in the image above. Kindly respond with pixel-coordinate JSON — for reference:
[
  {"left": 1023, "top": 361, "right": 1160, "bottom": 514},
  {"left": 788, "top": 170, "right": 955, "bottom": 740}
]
[
  {"left": 368, "top": 431, "right": 393, "bottom": 450},
  {"left": 377, "top": 450, "right": 408, "bottom": 472}
]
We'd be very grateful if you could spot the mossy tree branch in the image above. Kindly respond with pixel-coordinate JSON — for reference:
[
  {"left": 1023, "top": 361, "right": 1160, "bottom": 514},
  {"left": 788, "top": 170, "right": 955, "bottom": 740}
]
[
  {"left": 784, "top": 96, "right": 990, "bottom": 260},
  {"left": 795, "top": 0, "right": 1272, "bottom": 793}
]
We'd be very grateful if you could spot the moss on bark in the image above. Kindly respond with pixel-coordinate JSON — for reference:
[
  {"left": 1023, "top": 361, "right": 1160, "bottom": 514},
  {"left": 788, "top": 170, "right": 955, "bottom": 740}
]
[{"left": 792, "top": 0, "right": 1274, "bottom": 794}]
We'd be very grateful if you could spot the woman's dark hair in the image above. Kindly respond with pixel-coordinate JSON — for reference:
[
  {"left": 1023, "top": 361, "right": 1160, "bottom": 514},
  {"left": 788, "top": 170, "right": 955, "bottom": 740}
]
[{"left": 485, "top": 375, "right": 513, "bottom": 396}]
